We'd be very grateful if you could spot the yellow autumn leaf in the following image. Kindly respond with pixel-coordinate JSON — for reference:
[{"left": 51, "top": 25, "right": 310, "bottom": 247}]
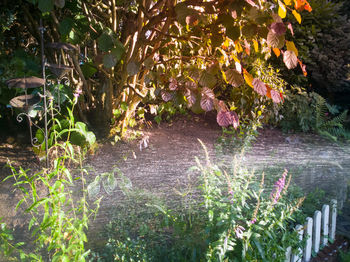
[
  {"left": 234, "top": 40, "right": 243, "bottom": 53},
  {"left": 230, "top": 53, "right": 240, "bottom": 63},
  {"left": 222, "top": 38, "right": 230, "bottom": 50},
  {"left": 283, "top": 0, "right": 292, "bottom": 5},
  {"left": 253, "top": 39, "right": 259, "bottom": 53},
  {"left": 286, "top": 40, "right": 298, "bottom": 56},
  {"left": 243, "top": 69, "right": 254, "bottom": 88},
  {"left": 278, "top": 1, "right": 287, "bottom": 19},
  {"left": 221, "top": 70, "right": 227, "bottom": 83},
  {"left": 292, "top": 10, "right": 302, "bottom": 24}
]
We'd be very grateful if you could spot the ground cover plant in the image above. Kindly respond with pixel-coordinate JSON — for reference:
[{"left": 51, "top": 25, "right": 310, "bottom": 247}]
[{"left": 89, "top": 143, "right": 307, "bottom": 262}]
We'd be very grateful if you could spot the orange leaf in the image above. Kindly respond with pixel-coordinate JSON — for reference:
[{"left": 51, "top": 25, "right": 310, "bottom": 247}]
[
  {"left": 304, "top": 2, "right": 312, "bottom": 12},
  {"left": 244, "top": 40, "right": 251, "bottom": 56},
  {"left": 266, "top": 85, "right": 272, "bottom": 99},
  {"left": 284, "top": 0, "right": 292, "bottom": 5},
  {"left": 243, "top": 69, "right": 254, "bottom": 88},
  {"left": 298, "top": 59, "right": 307, "bottom": 76},
  {"left": 292, "top": 10, "right": 302, "bottom": 24},
  {"left": 294, "top": 0, "right": 305, "bottom": 10},
  {"left": 273, "top": 48, "right": 281, "bottom": 57}
]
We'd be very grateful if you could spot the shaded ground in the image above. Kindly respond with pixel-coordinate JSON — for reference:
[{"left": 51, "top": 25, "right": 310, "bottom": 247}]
[{"left": 0, "top": 112, "right": 350, "bottom": 256}]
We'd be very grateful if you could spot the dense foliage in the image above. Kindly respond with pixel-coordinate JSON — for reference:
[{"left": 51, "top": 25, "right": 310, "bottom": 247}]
[
  {"left": 288, "top": 0, "right": 350, "bottom": 97},
  {"left": 0, "top": 0, "right": 313, "bottom": 137}
]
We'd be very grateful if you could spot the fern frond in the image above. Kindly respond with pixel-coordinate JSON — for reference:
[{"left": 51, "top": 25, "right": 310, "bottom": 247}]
[{"left": 326, "top": 110, "right": 348, "bottom": 127}]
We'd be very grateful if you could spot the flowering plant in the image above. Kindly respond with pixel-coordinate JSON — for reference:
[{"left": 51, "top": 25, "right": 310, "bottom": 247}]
[{"left": 193, "top": 142, "right": 304, "bottom": 261}]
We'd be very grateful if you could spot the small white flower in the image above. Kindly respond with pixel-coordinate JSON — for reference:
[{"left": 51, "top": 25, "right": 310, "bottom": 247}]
[{"left": 235, "top": 225, "right": 245, "bottom": 239}]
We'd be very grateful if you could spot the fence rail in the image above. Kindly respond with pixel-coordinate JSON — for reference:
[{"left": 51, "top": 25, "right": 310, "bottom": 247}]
[{"left": 285, "top": 199, "right": 337, "bottom": 262}]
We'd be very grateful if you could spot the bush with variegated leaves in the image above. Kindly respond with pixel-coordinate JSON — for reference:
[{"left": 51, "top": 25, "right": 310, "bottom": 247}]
[{"left": 0, "top": 0, "right": 314, "bottom": 137}]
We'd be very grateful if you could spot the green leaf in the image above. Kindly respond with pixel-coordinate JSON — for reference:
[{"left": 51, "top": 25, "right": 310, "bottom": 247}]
[
  {"left": 226, "top": 26, "right": 241, "bottom": 41},
  {"left": 87, "top": 178, "right": 100, "bottom": 199},
  {"left": 143, "top": 57, "right": 154, "bottom": 70},
  {"left": 101, "top": 172, "right": 117, "bottom": 194},
  {"left": 225, "top": 69, "right": 244, "bottom": 87},
  {"left": 121, "top": 102, "right": 128, "bottom": 111},
  {"left": 15, "top": 198, "right": 25, "bottom": 211},
  {"left": 111, "top": 45, "right": 124, "bottom": 63},
  {"left": 174, "top": 3, "right": 194, "bottom": 25},
  {"left": 210, "top": 32, "right": 224, "bottom": 48},
  {"left": 59, "top": 17, "right": 74, "bottom": 36},
  {"left": 54, "top": 0, "right": 65, "bottom": 8},
  {"left": 97, "top": 33, "right": 113, "bottom": 52},
  {"left": 85, "top": 131, "right": 96, "bottom": 146},
  {"left": 127, "top": 61, "right": 140, "bottom": 76},
  {"left": 38, "top": 0, "right": 54, "bottom": 13},
  {"left": 199, "top": 71, "right": 217, "bottom": 89},
  {"left": 242, "top": 24, "right": 258, "bottom": 39},
  {"left": 103, "top": 53, "right": 117, "bottom": 68},
  {"left": 81, "top": 62, "right": 97, "bottom": 78}
]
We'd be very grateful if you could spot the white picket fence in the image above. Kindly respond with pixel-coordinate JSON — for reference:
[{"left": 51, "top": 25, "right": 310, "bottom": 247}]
[{"left": 285, "top": 199, "right": 337, "bottom": 262}]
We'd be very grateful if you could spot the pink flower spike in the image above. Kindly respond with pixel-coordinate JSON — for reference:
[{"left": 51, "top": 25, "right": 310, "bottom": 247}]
[
  {"left": 270, "top": 170, "right": 288, "bottom": 204},
  {"left": 74, "top": 88, "right": 82, "bottom": 98},
  {"left": 250, "top": 218, "right": 256, "bottom": 224}
]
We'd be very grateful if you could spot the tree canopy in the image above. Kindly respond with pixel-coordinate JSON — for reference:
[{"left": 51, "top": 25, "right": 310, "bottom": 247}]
[{"left": 0, "top": 0, "right": 312, "bottom": 136}]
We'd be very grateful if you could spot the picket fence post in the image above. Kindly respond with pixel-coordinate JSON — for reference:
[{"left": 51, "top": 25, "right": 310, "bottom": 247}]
[
  {"left": 321, "top": 204, "right": 330, "bottom": 247},
  {"left": 313, "top": 211, "right": 322, "bottom": 254},
  {"left": 330, "top": 200, "right": 337, "bottom": 242},
  {"left": 285, "top": 246, "right": 292, "bottom": 262},
  {"left": 284, "top": 199, "right": 337, "bottom": 262},
  {"left": 303, "top": 217, "right": 313, "bottom": 262},
  {"left": 291, "top": 225, "right": 303, "bottom": 262}
]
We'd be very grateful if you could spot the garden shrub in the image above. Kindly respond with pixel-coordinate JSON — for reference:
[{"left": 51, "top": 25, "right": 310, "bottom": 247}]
[
  {"left": 279, "top": 88, "right": 350, "bottom": 141},
  {"left": 274, "top": 0, "right": 350, "bottom": 99},
  {"left": 0, "top": 94, "right": 99, "bottom": 261}
]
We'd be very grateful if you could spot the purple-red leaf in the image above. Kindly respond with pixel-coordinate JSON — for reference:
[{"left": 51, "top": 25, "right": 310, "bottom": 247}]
[
  {"left": 267, "top": 30, "right": 285, "bottom": 49},
  {"left": 200, "top": 96, "right": 213, "bottom": 111},
  {"left": 185, "top": 81, "right": 197, "bottom": 90},
  {"left": 161, "top": 91, "right": 173, "bottom": 102},
  {"left": 217, "top": 110, "right": 239, "bottom": 129},
  {"left": 252, "top": 78, "right": 267, "bottom": 96},
  {"left": 185, "top": 88, "right": 196, "bottom": 107},
  {"left": 169, "top": 78, "right": 178, "bottom": 90},
  {"left": 270, "top": 22, "right": 286, "bottom": 36},
  {"left": 201, "top": 87, "right": 215, "bottom": 99},
  {"left": 283, "top": 50, "right": 298, "bottom": 69},
  {"left": 287, "top": 22, "right": 294, "bottom": 36},
  {"left": 270, "top": 89, "right": 282, "bottom": 103},
  {"left": 200, "top": 87, "right": 214, "bottom": 112}
]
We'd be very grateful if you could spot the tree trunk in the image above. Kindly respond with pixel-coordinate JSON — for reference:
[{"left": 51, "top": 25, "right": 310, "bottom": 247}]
[{"left": 88, "top": 79, "right": 114, "bottom": 137}]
